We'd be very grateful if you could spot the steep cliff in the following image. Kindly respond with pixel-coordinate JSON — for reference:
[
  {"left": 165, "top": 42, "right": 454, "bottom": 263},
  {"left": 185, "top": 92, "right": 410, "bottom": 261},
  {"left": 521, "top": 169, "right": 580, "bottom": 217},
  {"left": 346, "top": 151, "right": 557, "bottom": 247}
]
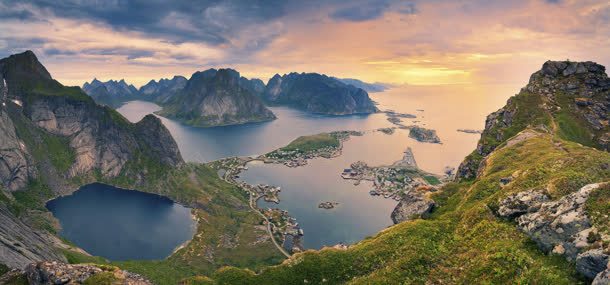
[
  {"left": 263, "top": 72, "right": 378, "bottom": 115},
  {"left": 157, "top": 68, "right": 276, "bottom": 127},
  {"left": 82, "top": 78, "right": 140, "bottom": 108},
  {"left": 457, "top": 60, "right": 609, "bottom": 180}
]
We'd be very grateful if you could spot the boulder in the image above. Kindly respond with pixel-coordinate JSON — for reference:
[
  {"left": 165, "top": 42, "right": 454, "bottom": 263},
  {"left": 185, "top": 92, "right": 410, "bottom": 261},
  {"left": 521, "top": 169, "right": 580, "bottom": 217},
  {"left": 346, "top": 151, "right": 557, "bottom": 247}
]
[
  {"left": 593, "top": 268, "right": 610, "bottom": 285},
  {"left": 576, "top": 249, "right": 609, "bottom": 280},
  {"left": 497, "top": 189, "right": 549, "bottom": 218},
  {"left": 391, "top": 191, "right": 435, "bottom": 224},
  {"left": 516, "top": 183, "right": 601, "bottom": 260}
]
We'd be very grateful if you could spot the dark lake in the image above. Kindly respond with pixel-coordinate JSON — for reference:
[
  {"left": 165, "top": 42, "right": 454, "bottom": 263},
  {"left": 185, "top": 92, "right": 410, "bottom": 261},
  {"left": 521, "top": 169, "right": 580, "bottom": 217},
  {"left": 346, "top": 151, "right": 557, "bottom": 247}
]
[{"left": 46, "top": 183, "right": 195, "bottom": 261}]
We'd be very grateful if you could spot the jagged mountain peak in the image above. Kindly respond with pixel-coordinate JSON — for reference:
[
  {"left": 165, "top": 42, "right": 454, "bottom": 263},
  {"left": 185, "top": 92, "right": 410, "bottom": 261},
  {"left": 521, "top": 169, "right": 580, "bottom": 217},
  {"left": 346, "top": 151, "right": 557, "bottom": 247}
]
[{"left": 457, "top": 60, "right": 609, "bottom": 180}]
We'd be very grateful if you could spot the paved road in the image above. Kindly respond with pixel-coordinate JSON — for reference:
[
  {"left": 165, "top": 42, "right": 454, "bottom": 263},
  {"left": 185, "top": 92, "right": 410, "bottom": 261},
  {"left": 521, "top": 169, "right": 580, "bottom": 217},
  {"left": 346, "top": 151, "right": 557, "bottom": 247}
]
[{"left": 221, "top": 161, "right": 291, "bottom": 258}]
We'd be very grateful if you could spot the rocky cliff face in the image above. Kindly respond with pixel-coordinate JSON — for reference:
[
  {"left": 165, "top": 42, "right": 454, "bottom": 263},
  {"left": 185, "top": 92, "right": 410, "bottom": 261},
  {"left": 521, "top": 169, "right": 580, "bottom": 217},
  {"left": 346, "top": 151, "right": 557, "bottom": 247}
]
[
  {"left": 0, "top": 104, "right": 34, "bottom": 191},
  {"left": 157, "top": 68, "right": 276, "bottom": 127},
  {"left": 263, "top": 72, "right": 378, "bottom": 115},
  {"left": 0, "top": 204, "right": 67, "bottom": 269},
  {"left": 82, "top": 78, "right": 139, "bottom": 108},
  {"left": 457, "top": 60, "right": 609, "bottom": 180},
  {"left": 139, "top": 75, "right": 187, "bottom": 104},
  {"left": 21, "top": 91, "right": 182, "bottom": 179},
  {"left": 239, "top": 77, "right": 265, "bottom": 96}
]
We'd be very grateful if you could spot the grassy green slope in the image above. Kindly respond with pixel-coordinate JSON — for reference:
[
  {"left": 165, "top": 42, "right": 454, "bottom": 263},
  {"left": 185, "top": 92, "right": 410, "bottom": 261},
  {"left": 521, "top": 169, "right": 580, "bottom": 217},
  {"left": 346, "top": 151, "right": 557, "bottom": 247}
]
[
  {"left": 279, "top": 133, "right": 340, "bottom": 153},
  {"left": 198, "top": 130, "right": 608, "bottom": 284}
]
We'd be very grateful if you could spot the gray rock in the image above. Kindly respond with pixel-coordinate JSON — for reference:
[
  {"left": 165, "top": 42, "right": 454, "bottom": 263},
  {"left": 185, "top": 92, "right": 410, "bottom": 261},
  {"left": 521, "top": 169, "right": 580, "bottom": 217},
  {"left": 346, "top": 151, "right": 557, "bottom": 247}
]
[
  {"left": 262, "top": 72, "right": 378, "bottom": 115},
  {"left": 563, "top": 62, "right": 579, "bottom": 76},
  {"left": 0, "top": 107, "right": 33, "bottom": 191},
  {"left": 593, "top": 268, "right": 610, "bottom": 285},
  {"left": 157, "top": 68, "right": 276, "bottom": 127},
  {"left": 497, "top": 190, "right": 549, "bottom": 218},
  {"left": 408, "top": 126, "right": 441, "bottom": 144},
  {"left": 576, "top": 249, "right": 609, "bottom": 280},
  {"left": 0, "top": 204, "right": 66, "bottom": 269},
  {"left": 391, "top": 191, "right": 435, "bottom": 224},
  {"left": 516, "top": 183, "right": 602, "bottom": 260},
  {"left": 25, "top": 261, "right": 152, "bottom": 285},
  {"left": 139, "top": 75, "right": 188, "bottom": 104}
]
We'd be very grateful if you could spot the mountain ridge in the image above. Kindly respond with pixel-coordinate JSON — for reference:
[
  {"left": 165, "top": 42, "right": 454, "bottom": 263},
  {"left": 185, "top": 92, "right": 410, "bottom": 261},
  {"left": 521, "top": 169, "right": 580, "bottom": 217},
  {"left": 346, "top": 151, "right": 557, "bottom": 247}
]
[
  {"left": 156, "top": 68, "right": 276, "bottom": 127},
  {"left": 262, "top": 72, "right": 379, "bottom": 115}
]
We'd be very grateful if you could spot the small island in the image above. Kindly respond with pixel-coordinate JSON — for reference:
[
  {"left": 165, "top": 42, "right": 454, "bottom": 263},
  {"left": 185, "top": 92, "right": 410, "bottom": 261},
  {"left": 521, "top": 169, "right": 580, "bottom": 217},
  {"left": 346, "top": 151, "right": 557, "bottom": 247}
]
[
  {"left": 408, "top": 126, "right": 441, "bottom": 143},
  {"left": 318, "top": 201, "right": 339, "bottom": 209},
  {"left": 264, "top": 131, "right": 362, "bottom": 167},
  {"left": 457, "top": 129, "right": 482, "bottom": 134}
]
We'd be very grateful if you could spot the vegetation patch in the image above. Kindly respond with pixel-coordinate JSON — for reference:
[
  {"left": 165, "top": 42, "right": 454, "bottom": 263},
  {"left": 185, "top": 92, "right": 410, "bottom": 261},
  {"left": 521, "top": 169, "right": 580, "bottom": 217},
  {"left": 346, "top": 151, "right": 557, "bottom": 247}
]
[
  {"left": 586, "top": 183, "right": 610, "bottom": 235},
  {"left": 280, "top": 133, "right": 340, "bottom": 153}
]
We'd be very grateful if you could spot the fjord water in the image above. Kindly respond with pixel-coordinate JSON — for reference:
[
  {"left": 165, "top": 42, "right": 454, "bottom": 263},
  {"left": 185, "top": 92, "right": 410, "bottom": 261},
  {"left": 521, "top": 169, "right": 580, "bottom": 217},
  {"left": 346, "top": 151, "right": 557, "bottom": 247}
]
[
  {"left": 46, "top": 183, "right": 195, "bottom": 261},
  {"left": 117, "top": 84, "right": 514, "bottom": 250}
]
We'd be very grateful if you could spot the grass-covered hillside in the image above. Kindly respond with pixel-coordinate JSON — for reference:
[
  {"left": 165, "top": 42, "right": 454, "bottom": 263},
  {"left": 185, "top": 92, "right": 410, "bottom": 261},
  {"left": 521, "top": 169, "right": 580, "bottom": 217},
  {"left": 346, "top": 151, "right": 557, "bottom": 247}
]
[{"left": 279, "top": 133, "right": 341, "bottom": 153}]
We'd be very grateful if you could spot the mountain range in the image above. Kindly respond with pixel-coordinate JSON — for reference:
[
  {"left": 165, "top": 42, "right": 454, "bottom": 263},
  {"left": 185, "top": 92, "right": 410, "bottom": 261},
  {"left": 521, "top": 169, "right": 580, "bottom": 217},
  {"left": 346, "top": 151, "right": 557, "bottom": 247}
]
[
  {"left": 139, "top": 75, "right": 188, "bottom": 104},
  {"left": 82, "top": 71, "right": 379, "bottom": 127},
  {"left": 82, "top": 78, "right": 140, "bottom": 108},
  {"left": 263, "top": 72, "right": 378, "bottom": 115},
  {"left": 336, "top": 78, "right": 390, "bottom": 92}
]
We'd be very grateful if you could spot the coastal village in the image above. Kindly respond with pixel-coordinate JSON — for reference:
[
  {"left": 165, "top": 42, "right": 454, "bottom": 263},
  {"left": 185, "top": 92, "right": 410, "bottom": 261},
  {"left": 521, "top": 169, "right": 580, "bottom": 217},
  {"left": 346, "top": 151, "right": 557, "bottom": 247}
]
[
  {"left": 210, "top": 127, "right": 447, "bottom": 255},
  {"left": 341, "top": 147, "right": 443, "bottom": 201}
]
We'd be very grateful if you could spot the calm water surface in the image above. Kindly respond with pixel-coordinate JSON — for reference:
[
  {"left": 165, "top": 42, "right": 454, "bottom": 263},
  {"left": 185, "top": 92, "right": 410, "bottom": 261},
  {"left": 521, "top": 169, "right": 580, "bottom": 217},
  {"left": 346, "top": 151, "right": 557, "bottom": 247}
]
[
  {"left": 116, "top": 84, "right": 515, "bottom": 249},
  {"left": 47, "top": 183, "right": 195, "bottom": 261}
]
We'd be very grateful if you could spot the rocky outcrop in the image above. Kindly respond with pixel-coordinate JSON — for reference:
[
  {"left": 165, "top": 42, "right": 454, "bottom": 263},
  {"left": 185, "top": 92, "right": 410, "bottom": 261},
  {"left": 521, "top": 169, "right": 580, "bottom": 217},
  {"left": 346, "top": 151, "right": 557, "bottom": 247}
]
[
  {"left": 25, "top": 261, "right": 152, "bottom": 285},
  {"left": 139, "top": 75, "right": 187, "bottom": 104},
  {"left": 0, "top": 204, "right": 66, "bottom": 269},
  {"left": 457, "top": 60, "right": 610, "bottom": 180},
  {"left": 134, "top": 114, "right": 183, "bottom": 166},
  {"left": 497, "top": 183, "right": 609, "bottom": 279},
  {"left": 408, "top": 126, "right": 441, "bottom": 144},
  {"left": 576, "top": 249, "right": 609, "bottom": 280},
  {"left": 593, "top": 268, "right": 610, "bottom": 285},
  {"left": 0, "top": 103, "right": 33, "bottom": 191},
  {"left": 391, "top": 191, "right": 435, "bottom": 224},
  {"left": 157, "top": 68, "right": 276, "bottom": 127},
  {"left": 262, "top": 72, "right": 378, "bottom": 115},
  {"left": 82, "top": 78, "right": 140, "bottom": 108},
  {"left": 497, "top": 189, "right": 549, "bottom": 218}
]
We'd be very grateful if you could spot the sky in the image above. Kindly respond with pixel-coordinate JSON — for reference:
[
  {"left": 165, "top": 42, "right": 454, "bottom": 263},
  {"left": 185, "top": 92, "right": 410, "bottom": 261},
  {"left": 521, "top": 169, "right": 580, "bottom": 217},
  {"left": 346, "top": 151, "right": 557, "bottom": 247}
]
[{"left": 0, "top": 0, "right": 609, "bottom": 88}]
